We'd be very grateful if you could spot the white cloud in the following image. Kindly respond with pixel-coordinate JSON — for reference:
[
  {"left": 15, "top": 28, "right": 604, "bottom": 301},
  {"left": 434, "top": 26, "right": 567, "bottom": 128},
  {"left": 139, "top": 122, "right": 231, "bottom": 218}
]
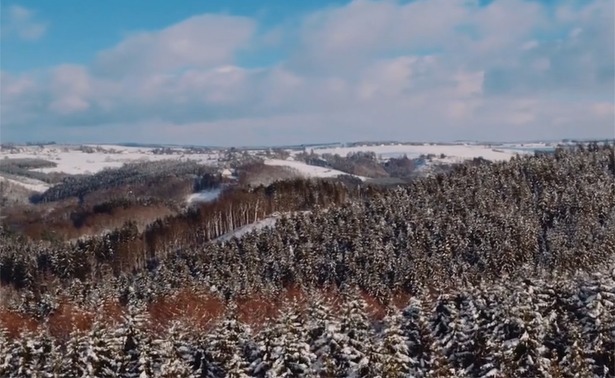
[
  {"left": 0, "top": 0, "right": 613, "bottom": 145},
  {"left": 1, "top": 5, "right": 47, "bottom": 41},
  {"left": 93, "top": 14, "right": 256, "bottom": 77}
]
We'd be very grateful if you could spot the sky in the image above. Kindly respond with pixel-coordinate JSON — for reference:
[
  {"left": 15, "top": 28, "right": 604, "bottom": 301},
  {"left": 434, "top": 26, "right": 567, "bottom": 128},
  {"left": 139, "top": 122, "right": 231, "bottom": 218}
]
[{"left": 1, "top": 0, "right": 614, "bottom": 146}]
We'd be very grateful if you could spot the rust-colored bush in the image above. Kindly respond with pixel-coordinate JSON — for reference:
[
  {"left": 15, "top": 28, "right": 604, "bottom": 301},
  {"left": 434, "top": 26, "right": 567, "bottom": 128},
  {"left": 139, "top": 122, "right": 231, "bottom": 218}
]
[
  {"left": 148, "top": 289, "right": 224, "bottom": 332},
  {"left": 47, "top": 300, "right": 94, "bottom": 340},
  {"left": 0, "top": 310, "right": 38, "bottom": 339}
]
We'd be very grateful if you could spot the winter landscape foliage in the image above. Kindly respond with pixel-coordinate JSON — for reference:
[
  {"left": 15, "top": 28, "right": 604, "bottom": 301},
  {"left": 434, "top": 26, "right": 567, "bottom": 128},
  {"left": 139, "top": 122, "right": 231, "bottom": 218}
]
[{"left": 0, "top": 142, "right": 614, "bottom": 377}]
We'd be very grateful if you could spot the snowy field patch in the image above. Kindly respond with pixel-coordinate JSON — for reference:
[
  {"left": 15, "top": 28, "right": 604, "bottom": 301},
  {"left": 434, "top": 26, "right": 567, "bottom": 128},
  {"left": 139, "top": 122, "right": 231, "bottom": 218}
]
[
  {"left": 0, "top": 175, "right": 50, "bottom": 193},
  {"left": 264, "top": 159, "right": 366, "bottom": 181},
  {"left": 186, "top": 188, "right": 223, "bottom": 204},
  {"left": 1, "top": 145, "right": 221, "bottom": 175},
  {"left": 312, "top": 143, "right": 546, "bottom": 162},
  {"left": 216, "top": 216, "right": 279, "bottom": 242}
]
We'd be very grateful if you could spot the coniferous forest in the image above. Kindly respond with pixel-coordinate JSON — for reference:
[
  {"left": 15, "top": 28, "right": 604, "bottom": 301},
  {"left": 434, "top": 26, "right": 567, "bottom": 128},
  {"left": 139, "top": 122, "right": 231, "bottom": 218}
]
[{"left": 1, "top": 143, "right": 615, "bottom": 377}]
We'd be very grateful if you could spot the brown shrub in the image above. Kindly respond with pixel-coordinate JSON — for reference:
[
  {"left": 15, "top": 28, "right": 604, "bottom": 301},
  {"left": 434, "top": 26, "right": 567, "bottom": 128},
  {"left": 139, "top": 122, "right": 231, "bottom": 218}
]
[
  {"left": 47, "top": 299, "right": 94, "bottom": 340},
  {"left": 148, "top": 289, "right": 224, "bottom": 332},
  {"left": 0, "top": 310, "right": 38, "bottom": 339}
]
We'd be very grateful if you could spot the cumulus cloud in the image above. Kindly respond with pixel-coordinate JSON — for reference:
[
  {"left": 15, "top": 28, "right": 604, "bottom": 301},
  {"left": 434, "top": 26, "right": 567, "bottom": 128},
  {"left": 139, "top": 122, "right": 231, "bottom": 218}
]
[
  {"left": 1, "top": 0, "right": 613, "bottom": 145},
  {"left": 1, "top": 5, "right": 47, "bottom": 41},
  {"left": 93, "top": 14, "right": 256, "bottom": 78}
]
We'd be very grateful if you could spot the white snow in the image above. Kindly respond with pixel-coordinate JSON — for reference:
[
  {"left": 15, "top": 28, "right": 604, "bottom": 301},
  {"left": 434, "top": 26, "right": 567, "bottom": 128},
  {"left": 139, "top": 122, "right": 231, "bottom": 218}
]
[
  {"left": 264, "top": 159, "right": 366, "bottom": 181},
  {"left": 186, "top": 188, "right": 222, "bottom": 204},
  {"left": 313, "top": 143, "right": 542, "bottom": 162},
  {"left": 1, "top": 145, "right": 221, "bottom": 175},
  {"left": 215, "top": 211, "right": 312, "bottom": 242},
  {"left": 216, "top": 216, "right": 279, "bottom": 242},
  {"left": 0, "top": 142, "right": 556, "bottom": 192},
  {"left": 0, "top": 175, "right": 50, "bottom": 192}
]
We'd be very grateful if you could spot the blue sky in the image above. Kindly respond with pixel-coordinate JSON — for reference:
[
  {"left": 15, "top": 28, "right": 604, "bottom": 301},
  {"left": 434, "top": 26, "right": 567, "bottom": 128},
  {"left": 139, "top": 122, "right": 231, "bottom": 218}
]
[{"left": 1, "top": 0, "right": 613, "bottom": 146}]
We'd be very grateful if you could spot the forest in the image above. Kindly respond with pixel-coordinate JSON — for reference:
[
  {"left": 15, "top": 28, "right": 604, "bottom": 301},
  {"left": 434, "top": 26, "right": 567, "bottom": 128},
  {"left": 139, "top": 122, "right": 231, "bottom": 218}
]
[{"left": 0, "top": 143, "right": 614, "bottom": 377}]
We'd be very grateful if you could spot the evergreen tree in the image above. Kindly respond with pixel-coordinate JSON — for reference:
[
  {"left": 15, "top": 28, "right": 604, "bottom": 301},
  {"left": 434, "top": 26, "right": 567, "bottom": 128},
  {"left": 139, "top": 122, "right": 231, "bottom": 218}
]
[
  {"left": 376, "top": 308, "right": 411, "bottom": 377},
  {"left": 206, "top": 304, "right": 251, "bottom": 377}
]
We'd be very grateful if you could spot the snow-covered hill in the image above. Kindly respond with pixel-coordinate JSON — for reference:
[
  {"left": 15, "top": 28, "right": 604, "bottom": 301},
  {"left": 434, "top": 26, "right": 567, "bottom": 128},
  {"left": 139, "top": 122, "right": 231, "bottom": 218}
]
[{"left": 264, "top": 159, "right": 367, "bottom": 181}]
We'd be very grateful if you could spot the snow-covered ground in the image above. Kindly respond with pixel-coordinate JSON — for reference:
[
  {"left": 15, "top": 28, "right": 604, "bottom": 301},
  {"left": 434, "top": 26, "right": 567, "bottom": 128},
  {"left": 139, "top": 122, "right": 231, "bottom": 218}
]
[
  {"left": 312, "top": 143, "right": 551, "bottom": 163},
  {"left": 216, "top": 216, "right": 279, "bottom": 243},
  {"left": 1, "top": 144, "right": 220, "bottom": 175},
  {"left": 186, "top": 188, "right": 222, "bottom": 204},
  {"left": 216, "top": 211, "right": 312, "bottom": 243},
  {"left": 0, "top": 175, "right": 50, "bottom": 192},
  {"left": 0, "top": 142, "right": 557, "bottom": 192},
  {"left": 264, "top": 159, "right": 367, "bottom": 181}
]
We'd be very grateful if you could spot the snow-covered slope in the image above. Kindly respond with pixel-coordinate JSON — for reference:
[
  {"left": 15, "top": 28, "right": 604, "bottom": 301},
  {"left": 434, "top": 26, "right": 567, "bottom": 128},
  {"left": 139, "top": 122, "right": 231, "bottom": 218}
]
[
  {"left": 216, "top": 216, "right": 279, "bottom": 243},
  {"left": 186, "top": 188, "right": 222, "bottom": 204},
  {"left": 264, "top": 159, "right": 366, "bottom": 181},
  {"left": 216, "top": 211, "right": 312, "bottom": 243},
  {"left": 1, "top": 145, "right": 220, "bottom": 175},
  {"left": 0, "top": 175, "right": 50, "bottom": 193},
  {"left": 313, "top": 143, "right": 547, "bottom": 162}
]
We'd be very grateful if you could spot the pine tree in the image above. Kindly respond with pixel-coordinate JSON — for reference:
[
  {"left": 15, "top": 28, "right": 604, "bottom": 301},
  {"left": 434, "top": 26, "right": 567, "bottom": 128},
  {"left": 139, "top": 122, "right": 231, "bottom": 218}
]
[
  {"left": 306, "top": 294, "right": 346, "bottom": 376},
  {"left": 402, "top": 297, "right": 433, "bottom": 378},
  {"left": 0, "top": 327, "right": 13, "bottom": 377},
  {"left": 338, "top": 290, "right": 378, "bottom": 377},
  {"left": 158, "top": 321, "right": 197, "bottom": 378},
  {"left": 377, "top": 308, "right": 411, "bottom": 377},
  {"left": 85, "top": 318, "right": 121, "bottom": 377},
  {"left": 116, "top": 303, "right": 151, "bottom": 377},
  {"left": 58, "top": 327, "right": 88, "bottom": 376},
  {"left": 266, "top": 306, "right": 315, "bottom": 377},
  {"left": 429, "top": 295, "right": 460, "bottom": 377},
  {"left": 206, "top": 304, "right": 251, "bottom": 377}
]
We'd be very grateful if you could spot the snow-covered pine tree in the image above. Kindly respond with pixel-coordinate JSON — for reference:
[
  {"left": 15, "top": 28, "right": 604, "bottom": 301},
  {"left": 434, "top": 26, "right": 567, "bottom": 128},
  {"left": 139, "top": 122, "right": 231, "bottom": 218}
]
[
  {"left": 30, "top": 326, "right": 60, "bottom": 376},
  {"left": 157, "top": 320, "right": 197, "bottom": 378},
  {"left": 449, "top": 293, "right": 482, "bottom": 376},
  {"left": 306, "top": 293, "right": 346, "bottom": 376},
  {"left": 189, "top": 326, "right": 219, "bottom": 378},
  {"left": 84, "top": 317, "right": 121, "bottom": 377},
  {"left": 470, "top": 285, "right": 505, "bottom": 378},
  {"left": 574, "top": 274, "right": 615, "bottom": 376},
  {"left": 559, "top": 321, "right": 593, "bottom": 377},
  {"left": 58, "top": 327, "right": 88, "bottom": 376},
  {"left": 428, "top": 296, "right": 458, "bottom": 378},
  {"left": 0, "top": 326, "right": 14, "bottom": 377},
  {"left": 206, "top": 303, "right": 251, "bottom": 377},
  {"left": 376, "top": 307, "right": 411, "bottom": 377},
  {"left": 501, "top": 283, "right": 551, "bottom": 377},
  {"left": 116, "top": 303, "right": 153, "bottom": 377},
  {"left": 265, "top": 304, "right": 315, "bottom": 377},
  {"left": 6, "top": 327, "right": 57, "bottom": 378},
  {"left": 338, "top": 289, "right": 379, "bottom": 377},
  {"left": 5, "top": 331, "right": 35, "bottom": 377},
  {"left": 402, "top": 297, "right": 432, "bottom": 378},
  {"left": 248, "top": 319, "right": 276, "bottom": 377}
]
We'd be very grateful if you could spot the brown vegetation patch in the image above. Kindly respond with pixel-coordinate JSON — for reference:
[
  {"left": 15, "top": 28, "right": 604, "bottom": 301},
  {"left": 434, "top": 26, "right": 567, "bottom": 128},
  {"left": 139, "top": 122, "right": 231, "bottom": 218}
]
[
  {"left": 0, "top": 310, "right": 38, "bottom": 339},
  {"left": 148, "top": 289, "right": 224, "bottom": 332},
  {"left": 47, "top": 300, "right": 95, "bottom": 340}
]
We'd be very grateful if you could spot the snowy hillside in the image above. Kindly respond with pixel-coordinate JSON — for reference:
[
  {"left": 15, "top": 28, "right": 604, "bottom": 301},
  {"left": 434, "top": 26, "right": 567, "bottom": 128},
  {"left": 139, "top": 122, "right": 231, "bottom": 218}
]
[
  {"left": 312, "top": 142, "right": 552, "bottom": 162},
  {"left": 0, "top": 141, "right": 558, "bottom": 193},
  {"left": 264, "top": 159, "right": 367, "bottom": 181}
]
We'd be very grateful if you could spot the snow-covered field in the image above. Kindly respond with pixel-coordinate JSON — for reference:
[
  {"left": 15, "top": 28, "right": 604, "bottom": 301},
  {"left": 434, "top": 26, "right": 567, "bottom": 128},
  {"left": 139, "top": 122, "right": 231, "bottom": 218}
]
[
  {"left": 1, "top": 142, "right": 557, "bottom": 193},
  {"left": 264, "top": 159, "right": 367, "bottom": 181},
  {"left": 216, "top": 216, "right": 279, "bottom": 243},
  {"left": 186, "top": 188, "right": 223, "bottom": 204},
  {"left": 0, "top": 175, "right": 50, "bottom": 192},
  {"left": 1, "top": 144, "right": 220, "bottom": 175},
  {"left": 312, "top": 143, "right": 552, "bottom": 163}
]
